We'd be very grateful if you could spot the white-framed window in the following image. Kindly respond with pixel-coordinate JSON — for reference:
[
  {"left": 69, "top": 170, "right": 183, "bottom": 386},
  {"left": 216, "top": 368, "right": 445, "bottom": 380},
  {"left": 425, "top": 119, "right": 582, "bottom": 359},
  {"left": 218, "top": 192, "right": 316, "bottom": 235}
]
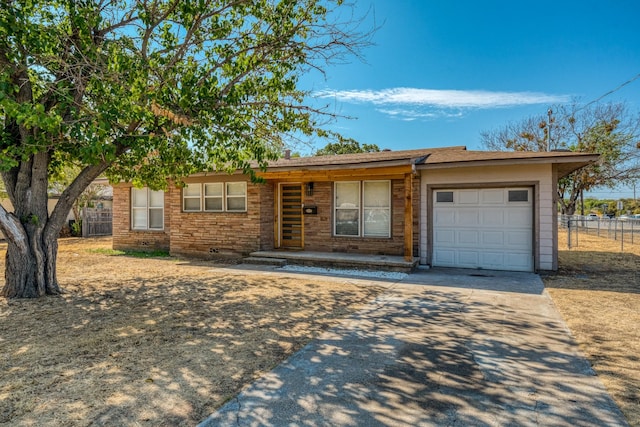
[
  {"left": 334, "top": 180, "right": 391, "bottom": 238},
  {"left": 182, "top": 182, "right": 247, "bottom": 212},
  {"left": 335, "top": 181, "right": 360, "bottom": 236},
  {"left": 131, "top": 187, "right": 164, "bottom": 230},
  {"left": 183, "top": 184, "right": 202, "bottom": 211},
  {"left": 363, "top": 181, "right": 391, "bottom": 237},
  {"left": 204, "top": 183, "right": 224, "bottom": 211}
]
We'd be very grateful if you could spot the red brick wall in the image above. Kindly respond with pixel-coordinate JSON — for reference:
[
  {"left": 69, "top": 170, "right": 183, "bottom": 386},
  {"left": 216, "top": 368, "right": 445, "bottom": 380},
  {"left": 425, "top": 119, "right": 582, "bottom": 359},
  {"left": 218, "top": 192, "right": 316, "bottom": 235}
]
[
  {"left": 113, "top": 176, "right": 420, "bottom": 258},
  {"left": 168, "top": 177, "right": 271, "bottom": 258},
  {"left": 259, "top": 182, "right": 275, "bottom": 250},
  {"left": 112, "top": 184, "right": 171, "bottom": 251},
  {"left": 301, "top": 178, "right": 420, "bottom": 256}
]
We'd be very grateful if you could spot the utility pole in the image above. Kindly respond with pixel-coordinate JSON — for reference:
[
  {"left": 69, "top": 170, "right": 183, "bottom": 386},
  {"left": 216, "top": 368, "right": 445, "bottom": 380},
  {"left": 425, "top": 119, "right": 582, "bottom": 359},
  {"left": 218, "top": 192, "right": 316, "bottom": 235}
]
[{"left": 547, "top": 108, "right": 553, "bottom": 151}]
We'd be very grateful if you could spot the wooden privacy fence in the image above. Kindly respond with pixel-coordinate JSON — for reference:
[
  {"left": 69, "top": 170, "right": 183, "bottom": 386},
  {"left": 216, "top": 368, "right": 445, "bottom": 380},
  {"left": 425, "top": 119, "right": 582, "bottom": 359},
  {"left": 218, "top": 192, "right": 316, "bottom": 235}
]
[{"left": 81, "top": 208, "right": 113, "bottom": 237}]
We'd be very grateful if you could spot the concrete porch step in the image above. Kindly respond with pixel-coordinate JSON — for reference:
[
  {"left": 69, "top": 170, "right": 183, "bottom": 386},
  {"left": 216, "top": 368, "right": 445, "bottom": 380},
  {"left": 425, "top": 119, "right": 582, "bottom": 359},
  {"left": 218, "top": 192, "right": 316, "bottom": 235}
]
[
  {"left": 248, "top": 250, "right": 418, "bottom": 273},
  {"left": 243, "top": 256, "right": 287, "bottom": 267}
]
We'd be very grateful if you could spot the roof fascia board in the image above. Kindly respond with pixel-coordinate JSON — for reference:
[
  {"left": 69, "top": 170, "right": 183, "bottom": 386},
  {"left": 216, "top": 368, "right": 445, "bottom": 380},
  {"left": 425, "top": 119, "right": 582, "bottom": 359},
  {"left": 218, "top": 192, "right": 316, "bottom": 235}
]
[
  {"left": 416, "top": 155, "right": 599, "bottom": 170},
  {"left": 263, "top": 158, "right": 414, "bottom": 172}
]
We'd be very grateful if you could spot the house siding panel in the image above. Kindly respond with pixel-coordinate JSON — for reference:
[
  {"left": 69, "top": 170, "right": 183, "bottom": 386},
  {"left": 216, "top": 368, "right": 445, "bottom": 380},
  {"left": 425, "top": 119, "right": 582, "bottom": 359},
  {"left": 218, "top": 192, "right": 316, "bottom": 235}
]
[{"left": 421, "top": 163, "right": 555, "bottom": 271}]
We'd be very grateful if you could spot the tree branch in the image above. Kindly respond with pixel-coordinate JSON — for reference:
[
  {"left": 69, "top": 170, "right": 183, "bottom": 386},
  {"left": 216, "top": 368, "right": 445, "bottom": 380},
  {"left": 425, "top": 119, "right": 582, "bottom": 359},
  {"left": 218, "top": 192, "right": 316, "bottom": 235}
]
[{"left": 45, "top": 162, "right": 110, "bottom": 241}]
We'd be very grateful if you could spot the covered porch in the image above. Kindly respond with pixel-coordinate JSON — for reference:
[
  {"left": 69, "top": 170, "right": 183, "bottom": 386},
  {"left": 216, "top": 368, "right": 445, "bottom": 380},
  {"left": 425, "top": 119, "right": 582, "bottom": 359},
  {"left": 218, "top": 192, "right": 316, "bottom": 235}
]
[
  {"left": 258, "top": 162, "right": 420, "bottom": 263},
  {"left": 245, "top": 250, "right": 419, "bottom": 273}
]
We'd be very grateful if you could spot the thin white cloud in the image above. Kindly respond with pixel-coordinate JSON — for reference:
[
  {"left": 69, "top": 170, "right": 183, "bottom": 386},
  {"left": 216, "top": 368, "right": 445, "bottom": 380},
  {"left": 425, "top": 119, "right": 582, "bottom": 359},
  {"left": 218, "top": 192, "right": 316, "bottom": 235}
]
[
  {"left": 377, "top": 108, "right": 464, "bottom": 121},
  {"left": 315, "top": 87, "right": 570, "bottom": 109}
]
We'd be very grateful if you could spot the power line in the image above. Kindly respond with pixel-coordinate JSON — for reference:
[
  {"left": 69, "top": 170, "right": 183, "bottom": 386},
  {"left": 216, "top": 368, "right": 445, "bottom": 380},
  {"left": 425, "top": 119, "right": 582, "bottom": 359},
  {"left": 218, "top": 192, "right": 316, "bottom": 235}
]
[
  {"left": 549, "top": 72, "right": 640, "bottom": 129},
  {"left": 578, "top": 72, "right": 640, "bottom": 111}
]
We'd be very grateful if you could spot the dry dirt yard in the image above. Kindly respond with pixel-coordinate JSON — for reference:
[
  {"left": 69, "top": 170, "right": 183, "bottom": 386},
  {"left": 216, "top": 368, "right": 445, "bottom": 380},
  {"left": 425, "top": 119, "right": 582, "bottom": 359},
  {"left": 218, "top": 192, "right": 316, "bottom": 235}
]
[
  {"left": 1, "top": 233, "right": 638, "bottom": 426},
  {"left": 544, "top": 230, "right": 640, "bottom": 426},
  {"left": 0, "top": 238, "right": 384, "bottom": 426}
]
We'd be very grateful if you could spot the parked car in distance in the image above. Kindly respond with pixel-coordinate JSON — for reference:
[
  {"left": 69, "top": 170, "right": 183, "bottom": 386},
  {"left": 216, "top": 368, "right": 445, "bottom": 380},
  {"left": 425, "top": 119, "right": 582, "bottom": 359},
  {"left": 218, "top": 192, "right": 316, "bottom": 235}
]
[
  {"left": 619, "top": 214, "right": 640, "bottom": 221},
  {"left": 587, "top": 213, "right": 599, "bottom": 220}
]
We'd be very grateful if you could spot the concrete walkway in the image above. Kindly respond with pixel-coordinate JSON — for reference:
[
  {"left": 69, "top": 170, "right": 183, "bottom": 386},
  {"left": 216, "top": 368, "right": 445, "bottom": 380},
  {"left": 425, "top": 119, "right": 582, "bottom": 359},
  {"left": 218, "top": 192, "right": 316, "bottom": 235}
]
[{"left": 199, "top": 268, "right": 628, "bottom": 427}]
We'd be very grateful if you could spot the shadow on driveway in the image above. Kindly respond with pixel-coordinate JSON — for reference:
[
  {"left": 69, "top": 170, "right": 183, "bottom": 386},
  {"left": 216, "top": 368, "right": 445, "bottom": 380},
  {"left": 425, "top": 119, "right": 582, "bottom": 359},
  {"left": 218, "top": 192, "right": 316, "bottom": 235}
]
[{"left": 199, "top": 268, "right": 628, "bottom": 426}]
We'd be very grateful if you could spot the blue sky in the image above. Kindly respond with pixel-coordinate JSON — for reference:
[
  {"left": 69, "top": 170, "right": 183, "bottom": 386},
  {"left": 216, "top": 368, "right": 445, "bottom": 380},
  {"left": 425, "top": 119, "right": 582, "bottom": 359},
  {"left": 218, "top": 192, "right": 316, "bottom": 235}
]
[{"left": 301, "top": 1, "right": 640, "bottom": 199}]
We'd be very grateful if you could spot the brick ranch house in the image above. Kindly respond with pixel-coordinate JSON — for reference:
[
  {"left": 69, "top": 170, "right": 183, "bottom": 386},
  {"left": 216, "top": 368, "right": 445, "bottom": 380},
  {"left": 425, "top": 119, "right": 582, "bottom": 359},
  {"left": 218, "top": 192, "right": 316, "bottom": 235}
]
[{"left": 112, "top": 146, "right": 597, "bottom": 272}]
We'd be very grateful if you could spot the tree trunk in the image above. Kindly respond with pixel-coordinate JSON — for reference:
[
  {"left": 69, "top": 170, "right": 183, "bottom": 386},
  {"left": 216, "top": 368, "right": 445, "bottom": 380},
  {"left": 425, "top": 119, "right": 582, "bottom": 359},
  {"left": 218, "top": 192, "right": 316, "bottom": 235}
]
[
  {"left": 2, "top": 222, "right": 61, "bottom": 298},
  {"left": 0, "top": 151, "right": 65, "bottom": 298}
]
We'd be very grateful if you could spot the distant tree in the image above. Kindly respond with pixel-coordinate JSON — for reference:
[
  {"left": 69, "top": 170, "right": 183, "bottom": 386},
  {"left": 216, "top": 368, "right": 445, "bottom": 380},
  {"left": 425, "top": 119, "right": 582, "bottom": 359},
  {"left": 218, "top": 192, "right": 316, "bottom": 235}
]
[
  {"left": 49, "top": 166, "right": 109, "bottom": 224},
  {"left": 0, "top": 0, "right": 370, "bottom": 298},
  {"left": 481, "top": 102, "right": 640, "bottom": 215},
  {"left": 315, "top": 137, "right": 380, "bottom": 155},
  {"left": 580, "top": 197, "right": 640, "bottom": 216}
]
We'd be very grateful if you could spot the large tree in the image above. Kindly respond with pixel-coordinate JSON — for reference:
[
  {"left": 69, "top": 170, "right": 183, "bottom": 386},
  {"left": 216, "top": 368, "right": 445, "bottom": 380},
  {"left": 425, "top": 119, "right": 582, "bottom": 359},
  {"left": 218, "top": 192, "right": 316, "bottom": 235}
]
[
  {"left": 481, "top": 102, "right": 640, "bottom": 215},
  {"left": 314, "top": 136, "right": 380, "bottom": 155},
  {"left": 0, "top": 0, "right": 369, "bottom": 298}
]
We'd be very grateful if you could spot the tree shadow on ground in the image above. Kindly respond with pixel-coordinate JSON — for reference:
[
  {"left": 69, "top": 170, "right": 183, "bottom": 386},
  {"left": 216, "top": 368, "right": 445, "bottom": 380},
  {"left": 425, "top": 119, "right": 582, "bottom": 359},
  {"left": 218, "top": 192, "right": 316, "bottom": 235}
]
[
  {"left": 0, "top": 253, "right": 383, "bottom": 426},
  {"left": 203, "top": 286, "right": 629, "bottom": 427}
]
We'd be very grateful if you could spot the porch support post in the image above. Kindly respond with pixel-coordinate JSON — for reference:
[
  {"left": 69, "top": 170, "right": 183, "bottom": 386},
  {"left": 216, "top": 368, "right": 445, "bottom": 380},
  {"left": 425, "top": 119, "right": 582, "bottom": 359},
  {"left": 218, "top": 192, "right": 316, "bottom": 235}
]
[{"left": 404, "top": 172, "right": 413, "bottom": 262}]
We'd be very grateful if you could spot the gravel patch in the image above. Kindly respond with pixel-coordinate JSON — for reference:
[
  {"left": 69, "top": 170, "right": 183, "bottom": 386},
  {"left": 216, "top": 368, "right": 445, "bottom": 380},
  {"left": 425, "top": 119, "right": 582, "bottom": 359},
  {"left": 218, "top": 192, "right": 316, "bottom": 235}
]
[{"left": 279, "top": 265, "right": 408, "bottom": 281}]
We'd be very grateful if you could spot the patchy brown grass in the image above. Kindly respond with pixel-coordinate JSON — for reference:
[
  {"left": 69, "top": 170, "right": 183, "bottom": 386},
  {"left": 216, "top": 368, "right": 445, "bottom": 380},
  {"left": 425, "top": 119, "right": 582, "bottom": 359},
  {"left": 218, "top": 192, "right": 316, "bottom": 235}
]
[
  {"left": 544, "top": 230, "right": 640, "bottom": 426},
  {"left": 0, "top": 237, "right": 384, "bottom": 426}
]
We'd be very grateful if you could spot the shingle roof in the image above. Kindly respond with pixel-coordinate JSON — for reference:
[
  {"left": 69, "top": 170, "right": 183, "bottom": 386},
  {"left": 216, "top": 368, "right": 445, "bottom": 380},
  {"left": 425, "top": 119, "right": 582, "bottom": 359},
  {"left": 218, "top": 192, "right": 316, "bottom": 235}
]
[
  {"left": 420, "top": 149, "right": 597, "bottom": 165},
  {"left": 264, "top": 146, "right": 466, "bottom": 169},
  {"left": 418, "top": 149, "right": 598, "bottom": 178},
  {"left": 263, "top": 146, "right": 597, "bottom": 178}
]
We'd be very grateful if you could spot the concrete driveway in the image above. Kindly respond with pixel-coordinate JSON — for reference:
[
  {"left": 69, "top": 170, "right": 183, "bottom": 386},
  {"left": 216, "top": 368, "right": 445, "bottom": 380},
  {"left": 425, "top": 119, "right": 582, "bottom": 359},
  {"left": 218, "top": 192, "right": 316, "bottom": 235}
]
[{"left": 199, "top": 268, "right": 628, "bottom": 426}]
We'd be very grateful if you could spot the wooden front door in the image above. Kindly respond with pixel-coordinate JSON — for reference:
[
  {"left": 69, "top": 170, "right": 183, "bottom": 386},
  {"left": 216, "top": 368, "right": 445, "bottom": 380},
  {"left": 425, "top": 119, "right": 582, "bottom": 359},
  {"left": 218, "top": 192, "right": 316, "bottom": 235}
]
[{"left": 280, "top": 184, "right": 303, "bottom": 248}]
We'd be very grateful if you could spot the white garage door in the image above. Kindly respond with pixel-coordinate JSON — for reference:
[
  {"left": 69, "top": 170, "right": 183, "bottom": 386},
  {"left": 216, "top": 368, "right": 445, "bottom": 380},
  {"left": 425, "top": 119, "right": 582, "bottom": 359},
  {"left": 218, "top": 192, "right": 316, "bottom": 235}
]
[{"left": 432, "top": 188, "right": 533, "bottom": 272}]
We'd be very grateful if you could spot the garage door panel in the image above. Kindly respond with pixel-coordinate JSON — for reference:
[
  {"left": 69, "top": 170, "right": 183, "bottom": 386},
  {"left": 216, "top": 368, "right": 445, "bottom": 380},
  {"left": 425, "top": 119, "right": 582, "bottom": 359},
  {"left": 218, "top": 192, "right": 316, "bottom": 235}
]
[
  {"left": 507, "top": 208, "right": 532, "bottom": 226},
  {"left": 457, "top": 250, "right": 479, "bottom": 266},
  {"left": 506, "top": 230, "right": 531, "bottom": 246},
  {"left": 481, "top": 189, "right": 505, "bottom": 204},
  {"left": 433, "top": 249, "right": 455, "bottom": 265},
  {"left": 481, "top": 209, "right": 505, "bottom": 226},
  {"left": 434, "top": 209, "right": 456, "bottom": 225},
  {"left": 458, "top": 210, "right": 480, "bottom": 225},
  {"left": 434, "top": 229, "right": 455, "bottom": 245},
  {"left": 481, "top": 230, "right": 505, "bottom": 246},
  {"left": 458, "top": 190, "right": 479, "bottom": 204},
  {"left": 480, "top": 251, "right": 505, "bottom": 268},
  {"left": 458, "top": 230, "right": 479, "bottom": 244},
  {"left": 433, "top": 188, "right": 533, "bottom": 272},
  {"left": 506, "top": 253, "right": 533, "bottom": 270}
]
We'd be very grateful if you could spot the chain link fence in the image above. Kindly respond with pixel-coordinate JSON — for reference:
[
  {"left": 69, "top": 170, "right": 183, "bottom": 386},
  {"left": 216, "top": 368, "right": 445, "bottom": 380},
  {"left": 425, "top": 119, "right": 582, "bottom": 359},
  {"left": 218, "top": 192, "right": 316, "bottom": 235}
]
[{"left": 560, "top": 215, "right": 640, "bottom": 251}]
